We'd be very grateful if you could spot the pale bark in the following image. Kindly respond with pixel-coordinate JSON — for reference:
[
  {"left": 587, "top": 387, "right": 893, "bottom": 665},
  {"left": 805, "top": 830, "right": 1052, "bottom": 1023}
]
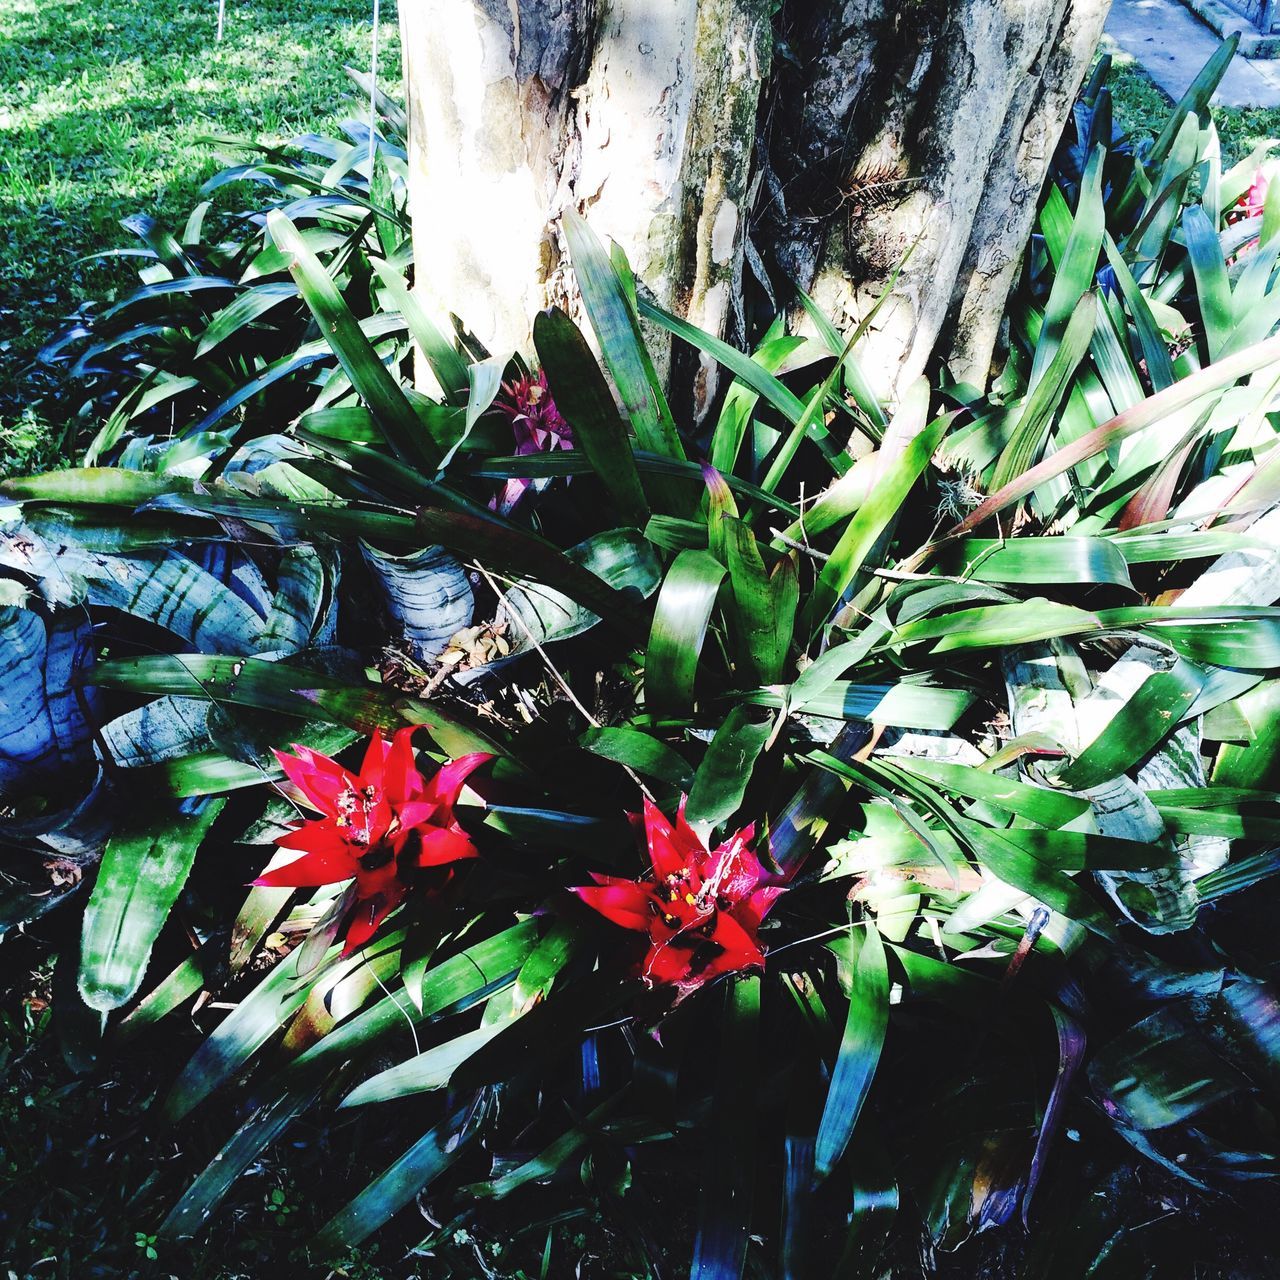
[
  {"left": 401, "top": 0, "right": 771, "bottom": 417},
  {"left": 399, "top": 0, "right": 1110, "bottom": 417}
]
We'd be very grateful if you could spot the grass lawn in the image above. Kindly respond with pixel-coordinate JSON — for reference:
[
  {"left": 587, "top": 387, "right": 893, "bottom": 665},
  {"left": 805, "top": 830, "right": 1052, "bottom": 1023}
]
[
  {"left": 0, "top": 0, "right": 401, "bottom": 475},
  {"left": 1100, "top": 33, "right": 1280, "bottom": 165}
]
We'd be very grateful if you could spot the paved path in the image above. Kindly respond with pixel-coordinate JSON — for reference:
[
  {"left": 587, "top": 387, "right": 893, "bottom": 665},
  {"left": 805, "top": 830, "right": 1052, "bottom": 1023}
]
[{"left": 1105, "top": 0, "right": 1280, "bottom": 106}]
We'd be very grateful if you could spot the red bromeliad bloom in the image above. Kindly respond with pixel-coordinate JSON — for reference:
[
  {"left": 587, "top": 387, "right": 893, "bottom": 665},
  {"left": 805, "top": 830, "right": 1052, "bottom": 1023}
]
[
  {"left": 256, "top": 728, "right": 491, "bottom": 952},
  {"left": 493, "top": 369, "right": 573, "bottom": 513},
  {"left": 572, "top": 798, "right": 784, "bottom": 999}
]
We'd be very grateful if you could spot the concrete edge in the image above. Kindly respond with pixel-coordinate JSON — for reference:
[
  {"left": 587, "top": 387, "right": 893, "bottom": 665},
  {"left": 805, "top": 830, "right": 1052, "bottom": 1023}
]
[{"left": 1181, "top": 0, "right": 1280, "bottom": 58}]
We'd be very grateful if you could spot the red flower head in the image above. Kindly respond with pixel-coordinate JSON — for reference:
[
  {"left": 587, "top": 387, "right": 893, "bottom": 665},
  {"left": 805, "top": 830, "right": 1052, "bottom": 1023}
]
[
  {"left": 256, "top": 728, "right": 491, "bottom": 952},
  {"left": 492, "top": 369, "right": 573, "bottom": 514},
  {"left": 572, "top": 797, "right": 785, "bottom": 999}
]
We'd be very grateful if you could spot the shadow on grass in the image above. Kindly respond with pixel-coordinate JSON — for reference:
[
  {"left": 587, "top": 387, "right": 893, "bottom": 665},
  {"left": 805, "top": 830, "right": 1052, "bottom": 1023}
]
[{"left": 0, "top": 0, "right": 400, "bottom": 464}]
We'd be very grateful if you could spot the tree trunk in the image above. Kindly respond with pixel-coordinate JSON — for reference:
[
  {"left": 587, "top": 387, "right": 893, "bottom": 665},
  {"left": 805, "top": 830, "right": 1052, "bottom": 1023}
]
[{"left": 400, "top": 0, "right": 1110, "bottom": 414}]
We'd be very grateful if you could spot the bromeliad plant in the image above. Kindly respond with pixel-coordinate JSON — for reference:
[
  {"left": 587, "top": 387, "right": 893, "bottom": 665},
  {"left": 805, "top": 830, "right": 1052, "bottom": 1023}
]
[{"left": 6, "top": 39, "right": 1280, "bottom": 1279}]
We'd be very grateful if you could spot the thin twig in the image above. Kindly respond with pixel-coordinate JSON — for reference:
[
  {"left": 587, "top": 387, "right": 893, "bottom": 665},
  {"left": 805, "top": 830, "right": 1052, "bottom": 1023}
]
[{"left": 471, "top": 563, "right": 655, "bottom": 801}]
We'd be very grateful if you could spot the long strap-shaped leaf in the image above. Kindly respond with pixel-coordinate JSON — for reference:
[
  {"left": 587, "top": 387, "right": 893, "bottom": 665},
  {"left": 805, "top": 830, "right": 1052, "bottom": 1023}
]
[
  {"left": 815, "top": 923, "right": 888, "bottom": 1179},
  {"left": 267, "top": 209, "right": 439, "bottom": 470},
  {"left": 803, "top": 414, "right": 951, "bottom": 636},
  {"left": 943, "top": 332, "right": 1280, "bottom": 540},
  {"left": 315, "top": 1100, "right": 483, "bottom": 1252},
  {"left": 562, "top": 211, "right": 685, "bottom": 466},
  {"left": 79, "top": 799, "right": 226, "bottom": 1012},
  {"left": 534, "top": 306, "right": 650, "bottom": 525},
  {"left": 644, "top": 549, "right": 726, "bottom": 716}
]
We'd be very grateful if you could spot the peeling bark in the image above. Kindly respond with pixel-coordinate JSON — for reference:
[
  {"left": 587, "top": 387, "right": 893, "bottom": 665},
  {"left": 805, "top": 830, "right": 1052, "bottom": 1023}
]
[
  {"left": 399, "top": 0, "right": 1110, "bottom": 413},
  {"left": 401, "top": 0, "right": 771, "bottom": 416},
  {"left": 757, "top": 0, "right": 1111, "bottom": 403}
]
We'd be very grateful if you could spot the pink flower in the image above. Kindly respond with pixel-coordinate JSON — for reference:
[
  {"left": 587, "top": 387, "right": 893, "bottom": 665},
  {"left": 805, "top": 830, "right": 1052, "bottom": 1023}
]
[
  {"left": 1236, "top": 168, "right": 1269, "bottom": 221},
  {"left": 492, "top": 370, "right": 573, "bottom": 513}
]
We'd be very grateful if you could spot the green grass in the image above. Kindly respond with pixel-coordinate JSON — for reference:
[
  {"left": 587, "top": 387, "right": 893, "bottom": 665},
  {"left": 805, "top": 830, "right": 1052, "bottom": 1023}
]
[
  {"left": 0, "top": 0, "right": 401, "bottom": 472},
  {"left": 1100, "top": 34, "right": 1280, "bottom": 166}
]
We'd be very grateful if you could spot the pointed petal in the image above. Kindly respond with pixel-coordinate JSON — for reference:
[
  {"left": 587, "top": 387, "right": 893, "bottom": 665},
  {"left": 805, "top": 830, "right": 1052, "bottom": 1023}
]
[
  {"left": 273, "top": 746, "right": 355, "bottom": 816},
  {"left": 395, "top": 799, "right": 443, "bottom": 831},
  {"left": 422, "top": 752, "right": 493, "bottom": 809},
  {"left": 357, "top": 729, "right": 388, "bottom": 788},
  {"left": 342, "top": 888, "right": 404, "bottom": 953},
  {"left": 412, "top": 825, "right": 479, "bottom": 867},
  {"left": 254, "top": 845, "right": 355, "bottom": 888},
  {"left": 640, "top": 937, "right": 695, "bottom": 989},
  {"left": 381, "top": 726, "right": 425, "bottom": 804},
  {"left": 741, "top": 885, "right": 786, "bottom": 927},
  {"left": 275, "top": 818, "right": 352, "bottom": 857},
  {"left": 708, "top": 910, "right": 765, "bottom": 970},
  {"left": 642, "top": 796, "right": 689, "bottom": 881},
  {"left": 574, "top": 882, "right": 653, "bottom": 933}
]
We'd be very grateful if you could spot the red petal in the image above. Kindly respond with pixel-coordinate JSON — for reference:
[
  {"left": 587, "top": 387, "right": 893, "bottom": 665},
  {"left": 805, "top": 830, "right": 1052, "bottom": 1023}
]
[
  {"left": 395, "top": 799, "right": 443, "bottom": 831},
  {"left": 422, "top": 752, "right": 493, "bottom": 810},
  {"left": 573, "top": 882, "right": 653, "bottom": 933},
  {"left": 273, "top": 746, "right": 356, "bottom": 816},
  {"left": 741, "top": 885, "right": 786, "bottom": 927},
  {"left": 254, "top": 845, "right": 355, "bottom": 888},
  {"left": 708, "top": 910, "right": 765, "bottom": 969},
  {"left": 381, "top": 726, "right": 426, "bottom": 804},
  {"left": 276, "top": 818, "right": 352, "bottom": 859},
  {"left": 640, "top": 937, "right": 694, "bottom": 988},
  {"left": 356, "top": 729, "right": 388, "bottom": 789},
  {"left": 342, "top": 888, "right": 405, "bottom": 953},
  {"left": 642, "top": 796, "right": 692, "bottom": 881},
  {"left": 413, "top": 825, "right": 479, "bottom": 867}
]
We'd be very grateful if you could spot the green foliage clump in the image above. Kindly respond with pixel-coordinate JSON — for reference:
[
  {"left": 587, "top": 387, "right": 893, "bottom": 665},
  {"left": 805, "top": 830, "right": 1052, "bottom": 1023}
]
[{"left": 6, "top": 34, "right": 1280, "bottom": 1280}]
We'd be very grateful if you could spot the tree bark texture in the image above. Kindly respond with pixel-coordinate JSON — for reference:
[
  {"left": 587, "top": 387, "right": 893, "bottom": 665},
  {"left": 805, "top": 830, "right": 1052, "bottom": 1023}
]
[{"left": 400, "top": 0, "right": 1110, "bottom": 413}]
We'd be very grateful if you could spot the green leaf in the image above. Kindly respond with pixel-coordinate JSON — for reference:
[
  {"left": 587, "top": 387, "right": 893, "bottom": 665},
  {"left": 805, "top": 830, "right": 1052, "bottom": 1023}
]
[
  {"left": 1183, "top": 203, "right": 1234, "bottom": 358},
  {"left": 803, "top": 414, "right": 951, "bottom": 635},
  {"left": 89, "top": 655, "right": 411, "bottom": 734},
  {"left": 644, "top": 549, "right": 727, "bottom": 715},
  {"left": 960, "top": 823, "right": 1119, "bottom": 940},
  {"left": 1060, "top": 659, "right": 1206, "bottom": 789},
  {"left": 160, "top": 1080, "right": 326, "bottom": 1241},
  {"left": 1029, "top": 148, "right": 1103, "bottom": 387},
  {"left": 685, "top": 705, "right": 773, "bottom": 829},
  {"left": 78, "top": 800, "right": 226, "bottom": 1012},
  {"left": 497, "top": 528, "right": 661, "bottom": 657},
  {"left": 724, "top": 516, "right": 797, "bottom": 683},
  {"left": 370, "top": 257, "right": 469, "bottom": 404},
  {"left": 533, "top": 307, "right": 650, "bottom": 525},
  {"left": 946, "top": 331, "right": 1280, "bottom": 537},
  {"left": 1213, "top": 679, "right": 1280, "bottom": 787},
  {"left": 746, "top": 681, "right": 974, "bottom": 731},
  {"left": 266, "top": 210, "right": 437, "bottom": 470},
  {"left": 888, "top": 757, "right": 1090, "bottom": 828},
  {"left": 195, "top": 280, "right": 297, "bottom": 357},
  {"left": 579, "top": 726, "right": 693, "bottom": 788},
  {"left": 815, "top": 924, "right": 888, "bottom": 1178},
  {"left": 992, "top": 293, "right": 1097, "bottom": 494},
  {"left": 340, "top": 1021, "right": 513, "bottom": 1107},
  {"left": 290, "top": 921, "right": 540, "bottom": 1077},
  {"left": 315, "top": 1102, "right": 482, "bottom": 1252},
  {"left": 561, "top": 211, "right": 685, "bottom": 469},
  {"left": 416, "top": 508, "right": 652, "bottom": 642},
  {"left": 163, "top": 928, "right": 404, "bottom": 1122},
  {"left": 941, "top": 537, "right": 1134, "bottom": 589}
]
